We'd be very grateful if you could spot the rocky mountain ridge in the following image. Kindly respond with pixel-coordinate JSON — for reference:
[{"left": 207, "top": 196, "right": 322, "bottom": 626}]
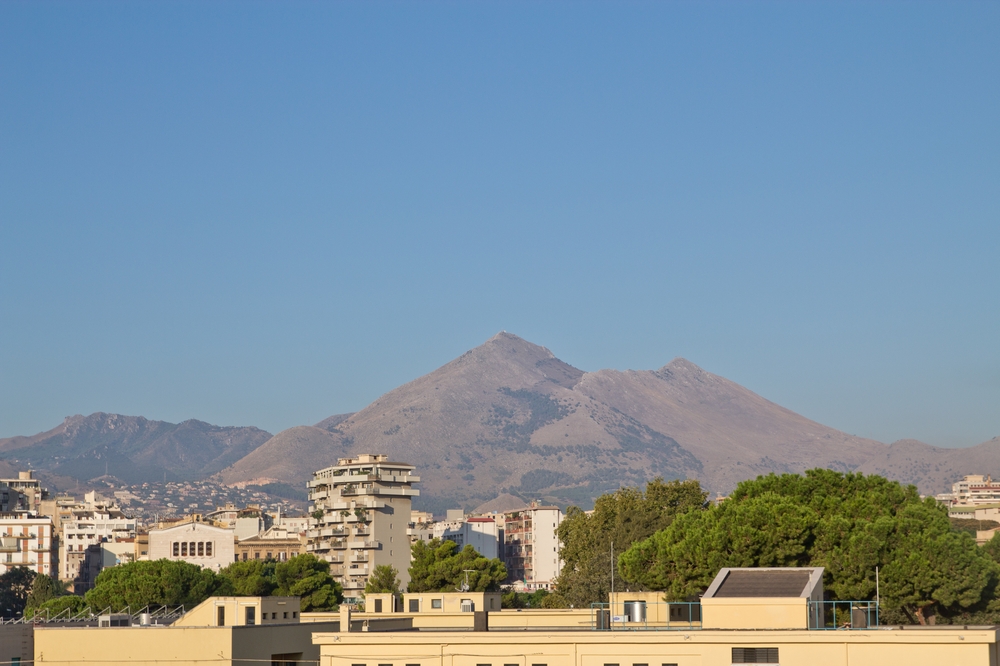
[{"left": 5, "top": 333, "right": 998, "bottom": 512}]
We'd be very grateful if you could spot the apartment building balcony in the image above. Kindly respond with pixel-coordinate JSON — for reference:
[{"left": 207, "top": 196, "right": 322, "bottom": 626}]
[
  {"left": 349, "top": 539, "right": 381, "bottom": 549},
  {"left": 347, "top": 565, "right": 370, "bottom": 576},
  {"left": 351, "top": 552, "right": 369, "bottom": 563},
  {"left": 0, "top": 537, "right": 19, "bottom": 552}
]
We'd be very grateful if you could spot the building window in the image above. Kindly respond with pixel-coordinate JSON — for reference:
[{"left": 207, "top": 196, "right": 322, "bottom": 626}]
[
  {"left": 266, "top": 552, "right": 272, "bottom": 559},
  {"left": 198, "top": 542, "right": 204, "bottom": 556},
  {"left": 283, "top": 612, "right": 288, "bottom": 619},
  {"left": 245, "top": 606, "right": 256, "bottom": 625},
  {"left": 242, "top": 552, "right": 248, "bottom": 561},
  {"left": 173, "top": 542, "right": 179, "bottom": 556},
  {"left": 374, "top": 599, "right": 383, "bottom": 613},
  {"left": 181, "top": 542, "right": 187, "bottom": 556},
  {"left": 255, "top": 551, "right": 261, "bottom": 559},
  {"left": 292, "top": 611, "right": 297, "bottom": 618},
  {"left": 731, "top": 648, "right": 779, "bottom": 664},
  {"left": 431, "top": 599, "right": 442, "bottom": 609},
  {"left": 409, "top": 599, "right": 419, "bottom": 612},
  {"left": 206, "top": 542, "right": 213, "bottom": 556},
  {"left": 189, "top": 541, "right": 195, "bottom": 555},
  {"left": 217, "top": 607, "right": 225, "bottom": 626}
]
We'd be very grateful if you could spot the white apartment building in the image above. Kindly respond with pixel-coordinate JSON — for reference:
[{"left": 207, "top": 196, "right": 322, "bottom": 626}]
[
  {"left": 0, "top": 516, "right": 55, "bottom": 577},
  {"left": 502, "top": 504, "right": 563, "bottom": 591},
  {"left": 148, "top": 520, "right": 236, "bottom": 572},
  {"left": 58, "top": 491, "right": 137, "bottom": 583},
  {"left": 432, "top": 517, "right": 500, "bottom": 560},
  {"left": 940, "top": 475, "right": 1000, "bottom": 506},
  {"left": 306, "top": 454, "right": 418, "bottom": 602}
]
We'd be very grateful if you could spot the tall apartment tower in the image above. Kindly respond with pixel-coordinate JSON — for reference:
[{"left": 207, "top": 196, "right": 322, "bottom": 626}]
[
  {"left": 503, "top": 503, "right": 564, "bottom": 591},
  {"left": 306, "top": 454, "right": 418, "bottom": 602}
]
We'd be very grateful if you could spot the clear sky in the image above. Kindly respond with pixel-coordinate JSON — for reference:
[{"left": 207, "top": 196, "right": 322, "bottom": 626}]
[{"left": 1, "top": 2, "right": 997, "bottom": 447}]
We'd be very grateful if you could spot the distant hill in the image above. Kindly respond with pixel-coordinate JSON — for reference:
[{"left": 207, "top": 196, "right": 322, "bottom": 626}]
[
  {"left": 0, "top": 413, "right": 272, "bottom": 484},
  {"left": 218, "top": 332, "right": 889, "bottom": 514},
  {"left": 857, "top": 437, "right": 1000, "bottom": 495}
]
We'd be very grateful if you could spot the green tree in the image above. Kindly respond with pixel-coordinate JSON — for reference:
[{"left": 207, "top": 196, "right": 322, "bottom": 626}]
[
  {"left": 408, "top": 539, "right": 507, "bottom": 592},
  {"left": 274, "top": 554, "right": 342, "bottom": 611},
  {"left": 29, "top": 595, "right": 88, "bottom": 619},
  {"left": 84, "top": 560, "right": 225, "bottom": 612},
  {"left": 219, "top": 560, "right": 278, "bottom": 596},
  {"left": 365, "top": 565, "right": 401, "bottom": 595},
  {"left": 0, "top": 567, "right": 37, "bottom": 618},
  {"left": 552, "top": 478, "right": 707, "bottom": 607},
  {"left": 618, "top": 469, "right": 1000, "bottom": 624},
  {"left": 24, "top": 573, "right": 67, "bottom": 617}
]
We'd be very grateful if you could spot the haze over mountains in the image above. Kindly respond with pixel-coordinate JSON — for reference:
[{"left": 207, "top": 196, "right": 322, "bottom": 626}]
[
  {"left": 0, "top": 413, "right": 271, "bottom": 484},
  {"left": 4, "top": 332, "right": 999, "bottom": 513}
]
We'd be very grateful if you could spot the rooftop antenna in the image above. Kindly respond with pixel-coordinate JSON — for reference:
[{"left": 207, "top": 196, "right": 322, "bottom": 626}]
[
  {"left": 459, "top": 570, "right": 476, "bottom": 592},
  {"left": 610, "top": 541, "right": 615, "bottom": 632}
]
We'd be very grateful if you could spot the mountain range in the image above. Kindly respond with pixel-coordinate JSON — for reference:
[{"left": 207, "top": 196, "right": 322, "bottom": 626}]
[
  {"left": 3, "top": 332, "right": 998, "bottom": 513},
  {"left": 0, "top": 413, "right": 271, "bottom": 484}
]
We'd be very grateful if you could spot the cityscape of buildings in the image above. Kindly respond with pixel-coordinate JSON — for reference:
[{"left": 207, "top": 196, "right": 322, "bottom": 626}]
[{"left": 0, "top": 456, "right": 570, "bottom": 600}]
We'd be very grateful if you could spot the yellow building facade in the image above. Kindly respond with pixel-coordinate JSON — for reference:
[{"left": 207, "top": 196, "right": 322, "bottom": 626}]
[{"left": 314, "top": 626, "right": 1000, "bottom": 666}]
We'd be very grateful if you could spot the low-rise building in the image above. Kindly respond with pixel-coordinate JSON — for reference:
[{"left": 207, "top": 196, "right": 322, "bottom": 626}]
[
  {"left": 235, "top": 536, "right": 304, "bottom": 562},
  {"left": 34, "top": 596, "right": 337, "bottom": 666},
  {"left": 148, "top": 520, "right": 236, "bottom": 571},
  {"left": 313, "top": 566, "right": 997, "bottom": 666}
]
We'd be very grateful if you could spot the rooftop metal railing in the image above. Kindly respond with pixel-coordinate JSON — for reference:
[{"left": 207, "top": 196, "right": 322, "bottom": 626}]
[{"left": 808, "top": 600, "right": 879, "bottom": 629}]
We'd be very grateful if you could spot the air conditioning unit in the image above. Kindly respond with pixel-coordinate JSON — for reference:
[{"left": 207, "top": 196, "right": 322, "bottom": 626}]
[{"left": 460, "top": 601, "right": 474, "bottom": 613}]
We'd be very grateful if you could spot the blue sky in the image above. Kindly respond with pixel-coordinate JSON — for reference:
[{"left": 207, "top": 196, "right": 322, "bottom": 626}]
[{"left": 1, "top": 2, "right": 997, "bottom": 447}]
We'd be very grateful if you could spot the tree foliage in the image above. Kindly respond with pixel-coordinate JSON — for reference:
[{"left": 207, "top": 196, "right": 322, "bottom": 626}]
[
  {"left": 501, "top": 588, "right": 550, "bottom": 609},
  {"left": 29, "top": 594, "right": 88, "bottom": 619},
  {"left": 273, "top": 554, "right": 342, "bottom": 611},
  {"left": 365, "top": 565, "right": 401, "bottom": 595},
  {"left": 619, "top": 469, "right": 999, "bottom": 624},
  {"left": 24, "top": 574, "right": 68, "bottom": 617},
  {"left": 408, "top": 539, "right": 507, "bottom": 592},
  {"left": 219, "top": 560, "right": 278, "bottom": 596},
  {"left": 552, "top": 478, "right": 707, "bottom": 607},
  {"left": 84, "top": 560, "right": 225, "bottom": 612},
  {"left": 0, "top": 567, "right": 37, "bottom": 618}
]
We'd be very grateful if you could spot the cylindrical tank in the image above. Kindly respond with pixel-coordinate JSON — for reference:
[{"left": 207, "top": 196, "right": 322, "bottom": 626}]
[
  {"left": 624, "top": 601, "right": 646, "bottom": 623},
  {"left": 139, "top": 613, "right": 152, "bottom": 626}
]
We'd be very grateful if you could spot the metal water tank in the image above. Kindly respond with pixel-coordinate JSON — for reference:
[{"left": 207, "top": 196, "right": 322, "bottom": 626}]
[
  {"left": 624, "top": 601, "right": 646, "bottom": 623},
  {"left": 139, "top": 613, "right": 152, "bottom": 626}
]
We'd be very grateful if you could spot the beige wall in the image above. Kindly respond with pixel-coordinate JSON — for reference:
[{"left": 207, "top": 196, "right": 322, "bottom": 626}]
[
  {"left": 35, "top": 621, "right": 339, "bottom": 666},
  {"left": 315, "top": 627, "right": 1000, "bottom": 666},
  {"left": 148, "top": 521, "right": 236, "bottom": 572},
  {"left": 401, "top": 591, "right": 501, "bottom": 613},
  {"left": 35, "top": 625, "right": 232, "bottom": 666},
  {"left": 701, "top": 596, "right": 807, "bottom": 629},
  {"left": 175, "top": 596, "right": 302, "bottom": 627}
]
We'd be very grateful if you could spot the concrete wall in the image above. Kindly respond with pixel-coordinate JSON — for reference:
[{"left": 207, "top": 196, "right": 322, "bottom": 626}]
[
  {"left": 701, "top": 596, "right": 807, "bottom": 630},
  {"left": 0, "top": 624, "right": 33, "bottom": 665},
  {"left": 175, "top": 596, "right": 301, "bottom": 627},
  {"left": 35, "top": 621, "right": 339, "bottom": 666},
  {"left": 35, "top": 625, "right": 232, "bottom": 666},
  {"left": 402, "top": 591, "right": 501, "bottom": 613},
  {"left": 315, "top": 627, "right": 1000, "bottom": 666}
]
